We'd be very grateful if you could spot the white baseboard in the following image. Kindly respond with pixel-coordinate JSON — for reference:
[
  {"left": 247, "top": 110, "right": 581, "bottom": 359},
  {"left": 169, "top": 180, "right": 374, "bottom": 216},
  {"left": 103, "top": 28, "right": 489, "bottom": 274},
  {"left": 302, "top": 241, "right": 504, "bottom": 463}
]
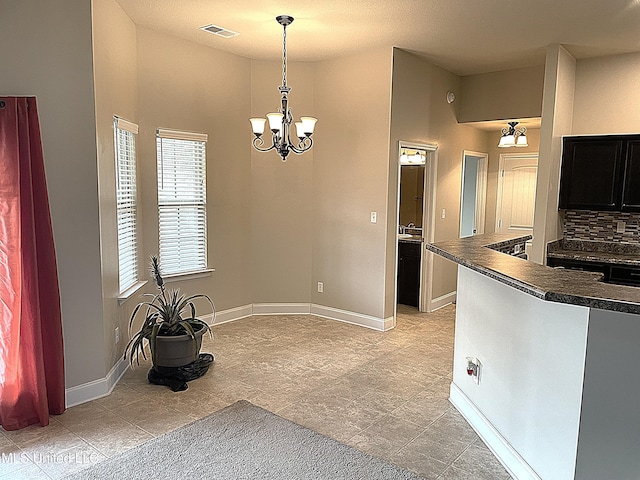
[
  {"left": 252, "top": 303, "right": 311, "bottom": 315},
  {"left": 66, "top": 302, "right": 393, "bottom": 407},
  {"left": 204, "top": 304, "right": 253, "bottom": 325},
  {"left": 310, "top": 304, "right": 395, "bottom": 331},
  {"left": 65, "top": 355, "right": 129, "bottom": 408},
  {"left": 429, "top": 291, "right": 456, "bottom": 311},
  {"left": 449, "top": 382, "right": 541, "bottom": 480}
]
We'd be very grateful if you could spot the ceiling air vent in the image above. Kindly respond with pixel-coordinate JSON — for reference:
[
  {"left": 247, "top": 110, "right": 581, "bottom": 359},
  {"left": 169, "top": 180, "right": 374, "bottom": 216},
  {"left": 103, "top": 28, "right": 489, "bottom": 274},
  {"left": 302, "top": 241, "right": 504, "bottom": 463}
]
[{"left": 200, "top": 24, "right": 239, "bottom": 38}]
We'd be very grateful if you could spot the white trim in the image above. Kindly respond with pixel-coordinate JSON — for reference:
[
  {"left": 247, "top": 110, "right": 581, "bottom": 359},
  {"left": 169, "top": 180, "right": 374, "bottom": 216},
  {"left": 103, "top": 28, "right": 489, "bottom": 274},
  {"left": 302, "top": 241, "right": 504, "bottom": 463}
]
[
  {"left": 253, "top": 303, "right": 311, "bottom": 315},
  {"left": 117, "top": 280, "right": 148, "bottom": 305},
  {"left": 114, "top": 116, "right": 138, "bottom": 134},
  {"left": 207, "top": 304, "right": 253, "bottom": 325},
  {"left": 156, "top": 128, "right": 208, "bottom": 142},
  {"left": 163, "top": 268, "right": 215, "bottom": 283},
  {"left": 429, "top": 291, "right": 456, "bottom": 311},
  {"left": 310, "top": 304, "right": 395, "bottom": 331},
  {"left": 450, "top": 382, "right": 542, "bottom": 480},
  {"left": 396, "top": 141, "right": 438, "bottom": 315},
  {"left": 65, "top": 356, "right": 129, "bottom": 408}
]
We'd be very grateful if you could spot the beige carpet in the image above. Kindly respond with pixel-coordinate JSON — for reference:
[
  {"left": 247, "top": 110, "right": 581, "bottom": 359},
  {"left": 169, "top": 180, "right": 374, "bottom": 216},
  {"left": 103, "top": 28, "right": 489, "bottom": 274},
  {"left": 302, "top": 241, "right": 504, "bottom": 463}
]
[{"left": 62, "top": 400, "right": 424, "bottom": 479}]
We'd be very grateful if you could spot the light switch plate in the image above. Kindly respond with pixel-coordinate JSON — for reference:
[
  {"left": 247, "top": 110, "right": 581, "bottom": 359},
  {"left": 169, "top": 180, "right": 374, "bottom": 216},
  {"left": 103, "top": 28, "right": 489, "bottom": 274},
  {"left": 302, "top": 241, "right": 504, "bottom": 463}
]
[{"left": 370, "top": 212, "right": 377, "bottom": 223}]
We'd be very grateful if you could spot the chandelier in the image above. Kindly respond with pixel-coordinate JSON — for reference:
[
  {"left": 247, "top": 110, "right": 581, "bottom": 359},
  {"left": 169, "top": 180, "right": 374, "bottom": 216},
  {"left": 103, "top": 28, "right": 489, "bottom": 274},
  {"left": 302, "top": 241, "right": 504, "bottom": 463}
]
[
  {"left": 498, "top": 121, "right": 528, "bottom": 148},
  {"left": 249, "top": 15, "right": 317, "bottom": 161}
]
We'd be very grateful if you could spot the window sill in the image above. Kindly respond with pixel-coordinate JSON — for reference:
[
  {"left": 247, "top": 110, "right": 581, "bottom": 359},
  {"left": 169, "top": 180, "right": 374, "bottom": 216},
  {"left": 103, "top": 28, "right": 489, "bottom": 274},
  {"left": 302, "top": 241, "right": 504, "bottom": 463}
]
[
  {"left": 163, "top": 268, "right": 215, "bottom": 283},
  {"left": 117, "top": 280, "right": 148, "bottom": 305}
]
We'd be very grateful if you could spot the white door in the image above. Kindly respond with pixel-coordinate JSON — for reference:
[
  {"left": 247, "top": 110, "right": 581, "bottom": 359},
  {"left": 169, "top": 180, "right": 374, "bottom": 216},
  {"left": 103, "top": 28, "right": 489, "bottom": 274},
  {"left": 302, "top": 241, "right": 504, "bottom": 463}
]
[{"left": 496, "top": 154, "right": 538, "bottom": 238}]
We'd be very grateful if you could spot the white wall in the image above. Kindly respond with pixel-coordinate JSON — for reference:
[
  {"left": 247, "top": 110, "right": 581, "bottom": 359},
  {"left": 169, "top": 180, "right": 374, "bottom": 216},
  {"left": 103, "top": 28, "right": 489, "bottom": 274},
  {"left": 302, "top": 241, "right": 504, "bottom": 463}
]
[
  {"left": 0, "top": 0, "right": 106, "bottom": 388},
  {"left": 575, "top": 308, "right": 640, "bottom": 479},
  {"left": 312, "top": 48, "right": 393, "bottom": 320},
  {"left": 250, "top": 60, "right": 315, "bottom": 304},
  {"left": 572, "top": 52, "right": 640, "bottom": 135},
  {"left": 453, "top": 266, "right": 589, "bottom": 480},
  {"left": 389, "top": 49, "right": 491, "bottom": 309}
]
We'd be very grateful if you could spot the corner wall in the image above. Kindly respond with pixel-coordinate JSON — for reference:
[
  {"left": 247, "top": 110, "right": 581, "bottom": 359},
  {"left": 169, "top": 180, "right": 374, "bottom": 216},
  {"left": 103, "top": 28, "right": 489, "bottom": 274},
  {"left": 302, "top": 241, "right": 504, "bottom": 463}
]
[
  {"left": 390, "top": 49, "right": 491, "bottom": 311},
  {"left": 0, "top": 0, "right": 106, "bottom": 389},
  {"left": 311, "top": 48, "right": 393, "bottom": 320},
  {"left": 92, "top": 0, "right": 139, "bottom": 382},
  {"left": 531, "top": 45, "right": 576, "bottom": 264}
]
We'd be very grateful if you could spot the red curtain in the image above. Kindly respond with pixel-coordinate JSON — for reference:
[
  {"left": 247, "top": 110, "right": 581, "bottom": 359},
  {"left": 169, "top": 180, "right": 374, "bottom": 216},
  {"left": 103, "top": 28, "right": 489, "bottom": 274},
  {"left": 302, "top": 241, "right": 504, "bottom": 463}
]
[{"left": 0, "top": 97, "right": 65, "bottom": 430}]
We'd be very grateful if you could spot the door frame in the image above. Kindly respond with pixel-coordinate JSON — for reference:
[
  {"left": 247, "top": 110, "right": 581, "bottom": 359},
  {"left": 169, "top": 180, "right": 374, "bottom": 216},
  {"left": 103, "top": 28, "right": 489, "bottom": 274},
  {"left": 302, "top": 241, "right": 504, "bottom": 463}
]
[
  {"left": 459, "top": 150, "right": 488, "bottom": 237},
  {"left": 495, "top": 152, "right": 539, "bottom": 231},
  {"left": 395, "top": 141, "right": 438, "bottom": 313}
]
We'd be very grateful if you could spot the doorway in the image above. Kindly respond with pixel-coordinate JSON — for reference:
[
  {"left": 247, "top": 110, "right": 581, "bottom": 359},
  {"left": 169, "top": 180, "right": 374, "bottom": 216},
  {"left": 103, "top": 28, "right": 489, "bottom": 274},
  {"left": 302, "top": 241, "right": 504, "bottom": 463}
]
[
  {"left": 496, "top": 153, "right": 539, "bottom": 253},
  {"left": 459, "top": 151, "right": 488, "bottom": 238},
  {"left": 395, "top": 141, "right": 438, "bottom": 313}
]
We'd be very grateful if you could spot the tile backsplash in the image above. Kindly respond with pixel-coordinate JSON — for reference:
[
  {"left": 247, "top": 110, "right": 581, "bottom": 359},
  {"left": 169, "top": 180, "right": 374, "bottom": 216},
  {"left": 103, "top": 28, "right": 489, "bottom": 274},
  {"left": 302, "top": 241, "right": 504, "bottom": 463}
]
[{"left": 563, "top": 210, "right": 640, "bottom": 244}]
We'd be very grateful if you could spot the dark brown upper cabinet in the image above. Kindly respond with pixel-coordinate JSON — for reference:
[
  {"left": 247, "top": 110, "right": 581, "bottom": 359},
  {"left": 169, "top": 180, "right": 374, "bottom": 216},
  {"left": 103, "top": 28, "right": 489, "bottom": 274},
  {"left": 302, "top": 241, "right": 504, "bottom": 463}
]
[
  {"left": 559, "top": 135, "right": 640, "bottom": 211},
  {"left": 621, "top": 139, "right": 640, "bottom": 211}
]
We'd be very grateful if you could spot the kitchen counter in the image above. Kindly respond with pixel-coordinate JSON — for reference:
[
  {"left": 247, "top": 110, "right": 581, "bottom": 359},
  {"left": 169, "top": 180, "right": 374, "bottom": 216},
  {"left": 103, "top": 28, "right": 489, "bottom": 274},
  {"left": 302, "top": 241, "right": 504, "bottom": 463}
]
[
  {"left": 426, "top": 233, "right": 640, "bottom": 314},
  {"left": 547, "top": 238, "right": 640, "bottom": 266},
  {"left": 397, "top": 234, "right": 423, "bottom": 244},
  {"left": 428, "top": 233, "right": 640, "bottom": 479}
]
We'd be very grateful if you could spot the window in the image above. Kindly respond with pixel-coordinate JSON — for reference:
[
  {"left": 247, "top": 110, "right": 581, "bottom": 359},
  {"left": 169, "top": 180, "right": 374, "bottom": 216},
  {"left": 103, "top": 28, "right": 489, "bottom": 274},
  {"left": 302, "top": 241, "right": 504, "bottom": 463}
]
[
  {"left": 156, "top": 128, "right": 208, "bottom": 275},
  {"left": 114, "top": 117, "right": 139, "bottom": 293}
]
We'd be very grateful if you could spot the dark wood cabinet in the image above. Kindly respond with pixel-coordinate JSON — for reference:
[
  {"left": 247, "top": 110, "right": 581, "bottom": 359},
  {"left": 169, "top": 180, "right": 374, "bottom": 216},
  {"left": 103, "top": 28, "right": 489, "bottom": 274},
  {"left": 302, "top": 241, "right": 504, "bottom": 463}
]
[
  {"left": 397, "top": 241, "right": 421, "bottom": 307},
  {"left": 621, "top": 140, "right": 640, "bottom": 211},
  {"left": 559, "top": 134, "right": 640, "bottom": 211}
]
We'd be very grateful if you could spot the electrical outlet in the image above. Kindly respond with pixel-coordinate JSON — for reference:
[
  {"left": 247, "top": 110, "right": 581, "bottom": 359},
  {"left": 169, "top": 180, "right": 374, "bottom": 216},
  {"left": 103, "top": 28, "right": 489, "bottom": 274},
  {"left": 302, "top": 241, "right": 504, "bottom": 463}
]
[
  {"left": 317, "top": 282, "right": 324, "bottom": 293},
  {"left": 370, "top": 211, "right": 377, "bottom": 223},
  {"left": 115, "top": 327, "right": 120, "bottom": 344},
  {"left": 617, "top": 221, "right": 626, "bottom": 233}
]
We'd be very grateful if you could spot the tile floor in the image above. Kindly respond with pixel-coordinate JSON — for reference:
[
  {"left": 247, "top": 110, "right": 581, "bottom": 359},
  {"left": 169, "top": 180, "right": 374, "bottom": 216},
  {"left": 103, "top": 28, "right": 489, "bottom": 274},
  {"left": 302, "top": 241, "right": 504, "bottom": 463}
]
[{"left": 0, "top": 304, "right": 512, "bottom": 479}]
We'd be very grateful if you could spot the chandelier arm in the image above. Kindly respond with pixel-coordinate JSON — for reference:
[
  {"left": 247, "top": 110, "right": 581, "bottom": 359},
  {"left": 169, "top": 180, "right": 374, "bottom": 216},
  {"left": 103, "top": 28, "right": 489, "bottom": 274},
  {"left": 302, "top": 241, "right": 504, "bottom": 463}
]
[
  {"left": 288, "top": 136, "right": 313, "bottom": 154},
  {"left": 252, "top": 136, "right": 277, "bottom": 153}
]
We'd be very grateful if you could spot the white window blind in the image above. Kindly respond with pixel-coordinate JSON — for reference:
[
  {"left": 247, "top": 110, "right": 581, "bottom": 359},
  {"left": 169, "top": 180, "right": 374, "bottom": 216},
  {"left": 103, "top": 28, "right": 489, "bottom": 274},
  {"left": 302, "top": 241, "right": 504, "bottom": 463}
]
[
  {"left": 156, "top": 129, "right": 208, "bottom": 275},
  {"left": 114, "top": 117, "right": 139, "bottom": 293}
]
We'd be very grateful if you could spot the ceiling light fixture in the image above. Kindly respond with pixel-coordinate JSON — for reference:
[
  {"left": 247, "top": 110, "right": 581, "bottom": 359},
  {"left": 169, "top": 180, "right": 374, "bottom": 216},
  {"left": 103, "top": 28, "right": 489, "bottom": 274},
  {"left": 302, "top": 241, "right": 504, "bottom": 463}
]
[
  {"left": 498, "top": 121, "right": 528, "bottom": 148},
  {"left": 249, "top": 15, "right": 317, "bottom": 162}
]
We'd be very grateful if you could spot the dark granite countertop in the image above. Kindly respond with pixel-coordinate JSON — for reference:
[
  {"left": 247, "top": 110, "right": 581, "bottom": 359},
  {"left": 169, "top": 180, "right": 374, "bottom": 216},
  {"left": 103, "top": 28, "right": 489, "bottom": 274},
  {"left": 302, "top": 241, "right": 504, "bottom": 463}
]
[
  {"left": 547, "top": 239, "right": 640, "bottom": 266},
  {"left": 398, "top": 235, "right": 423, "bottom": 244},
  {"left": 426, "top": 233, "right": 640, "bottom": 314}
]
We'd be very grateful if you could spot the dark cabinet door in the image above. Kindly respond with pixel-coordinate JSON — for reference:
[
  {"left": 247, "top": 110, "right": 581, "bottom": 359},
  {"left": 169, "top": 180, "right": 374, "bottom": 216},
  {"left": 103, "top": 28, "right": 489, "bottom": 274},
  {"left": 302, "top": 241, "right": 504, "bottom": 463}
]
[
  {"left": 558, "top": 137, "right": 625, "bottom": 210},
  {"left": 397, "top": 242, "right": 420, "bottom": 307},
  {"left": 621, "top": 140, "right": 640, "bottom": 211}
]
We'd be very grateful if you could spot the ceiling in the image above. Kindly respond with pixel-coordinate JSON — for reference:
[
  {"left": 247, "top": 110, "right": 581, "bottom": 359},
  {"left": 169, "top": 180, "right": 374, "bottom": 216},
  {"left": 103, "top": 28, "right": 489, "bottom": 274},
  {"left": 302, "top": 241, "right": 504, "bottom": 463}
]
[{"left": 115, "top": 0, "right": 640, "bottom": 76}]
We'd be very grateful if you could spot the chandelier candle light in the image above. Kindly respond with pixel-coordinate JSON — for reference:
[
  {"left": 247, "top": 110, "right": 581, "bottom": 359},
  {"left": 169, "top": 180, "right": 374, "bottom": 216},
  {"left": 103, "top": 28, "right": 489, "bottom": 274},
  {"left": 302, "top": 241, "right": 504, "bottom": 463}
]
[
  {"left": 498, "top": 121, "right": 528, "bottom": 148},
  {"left": 249, "top": 15, "right": 317, "bottom": 161}
]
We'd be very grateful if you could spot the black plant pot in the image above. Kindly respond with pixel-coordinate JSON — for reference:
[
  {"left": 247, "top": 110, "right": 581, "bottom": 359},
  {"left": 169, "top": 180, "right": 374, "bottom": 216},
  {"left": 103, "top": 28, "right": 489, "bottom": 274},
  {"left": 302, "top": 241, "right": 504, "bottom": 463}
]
[{"left": 153, "top": 324, "right": 206, "bottom": 368}]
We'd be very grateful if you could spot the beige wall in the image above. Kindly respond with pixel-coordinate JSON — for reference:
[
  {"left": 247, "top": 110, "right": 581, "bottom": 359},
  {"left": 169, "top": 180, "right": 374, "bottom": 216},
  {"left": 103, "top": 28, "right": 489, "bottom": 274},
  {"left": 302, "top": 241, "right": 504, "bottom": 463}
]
[
  {"left": 531, "top": 45, "right": 576, "bottom": 263},
  {"left": 572, "top": 52, "right": 640, "bottom": 134},
  {"left": 458, "top": 66, "right": 545, "bottom": 123},
  {"left": 311, "top": 48, "right": 393, "bottom": 319},
  {"left": 389, "top": 49, "right": 491, "bottom": 308},
  {"left": 92, "top": 0, "right": 139, "bottom": 379},
  {"left": 484, "top": 128, "right": 541, "bottom": 233},
  {"left": 250, "top": 61, "right": 315, "bottom": 303},
  {"left": 135, "top": 28, "right": 253, "bottom": 315},
  {"left": 0, "top": 0, "right": 106, "bottom": 388}
]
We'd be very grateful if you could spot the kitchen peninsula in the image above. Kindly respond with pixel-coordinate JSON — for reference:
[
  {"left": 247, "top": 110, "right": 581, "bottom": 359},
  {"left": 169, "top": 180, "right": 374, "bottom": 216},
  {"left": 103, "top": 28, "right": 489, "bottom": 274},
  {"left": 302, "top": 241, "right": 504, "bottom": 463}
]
[{"left": 427, "top": 234, "right": 640, "bottom": 480}]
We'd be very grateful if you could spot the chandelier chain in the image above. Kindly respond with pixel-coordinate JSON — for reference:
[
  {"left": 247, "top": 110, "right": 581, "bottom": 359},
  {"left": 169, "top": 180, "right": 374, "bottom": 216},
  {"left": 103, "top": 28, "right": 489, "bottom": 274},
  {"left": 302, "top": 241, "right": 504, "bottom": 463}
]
[{"left": 282, "top": 24, "right": 287, "bottom": 88}]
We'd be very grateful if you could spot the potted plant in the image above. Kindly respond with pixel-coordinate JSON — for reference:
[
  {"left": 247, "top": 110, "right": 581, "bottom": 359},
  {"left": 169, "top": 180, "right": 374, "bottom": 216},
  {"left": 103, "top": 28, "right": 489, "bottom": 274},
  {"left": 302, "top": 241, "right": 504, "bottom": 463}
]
[{"left": 124, "top": 256, "right": 214, "bottom": 368}]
